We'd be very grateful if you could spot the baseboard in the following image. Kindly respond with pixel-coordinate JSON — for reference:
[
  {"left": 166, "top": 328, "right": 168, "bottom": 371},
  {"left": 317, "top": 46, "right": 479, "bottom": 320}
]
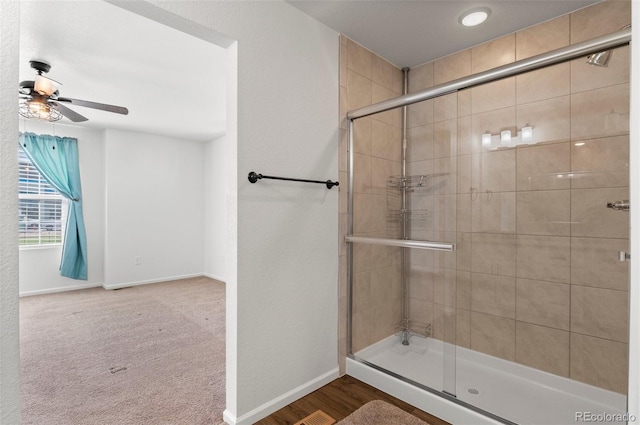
[
  {"left": 203, "top": 272, "right": 226, "bottom": 283},
  {"left": 102, "top": 273, "right": 204, "bottom": 290},
  {"left": 20, "top": 282, "right": 103, "bottom": 297},
  {"left": 222, "top": 368, "right": 339, "bottom": 425}
]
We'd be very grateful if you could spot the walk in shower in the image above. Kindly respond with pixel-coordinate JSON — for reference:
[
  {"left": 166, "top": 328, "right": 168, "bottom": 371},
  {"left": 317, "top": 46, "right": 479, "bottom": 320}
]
[{"left": 344, "top": 9, "right": 631, "bottom": 424}]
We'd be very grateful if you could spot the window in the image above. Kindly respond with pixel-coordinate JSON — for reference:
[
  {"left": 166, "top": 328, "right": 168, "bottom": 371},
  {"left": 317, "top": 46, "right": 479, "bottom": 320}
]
[{"left": 18, "top": 147, "right": 66, "bottom": 246}]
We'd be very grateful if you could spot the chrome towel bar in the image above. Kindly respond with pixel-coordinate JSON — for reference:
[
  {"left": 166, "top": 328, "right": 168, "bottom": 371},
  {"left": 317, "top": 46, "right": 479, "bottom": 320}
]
[{"left": 345, "top": 235, "right": 455, "bottom": 252}]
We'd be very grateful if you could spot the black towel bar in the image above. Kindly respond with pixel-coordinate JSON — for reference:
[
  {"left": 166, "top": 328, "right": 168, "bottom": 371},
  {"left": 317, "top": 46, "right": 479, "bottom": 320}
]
[{"left": 248, "top": 171, "right": 339, "bottom": 189}]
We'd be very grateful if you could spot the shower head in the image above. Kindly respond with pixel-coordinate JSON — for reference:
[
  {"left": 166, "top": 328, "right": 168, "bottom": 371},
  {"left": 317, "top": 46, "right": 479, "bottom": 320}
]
[
  {"left": 586, "top": 50, "right": 612, "bottom": 67},
  {"left": 586, "top": 25, "right": 631, "bottom": 67}
]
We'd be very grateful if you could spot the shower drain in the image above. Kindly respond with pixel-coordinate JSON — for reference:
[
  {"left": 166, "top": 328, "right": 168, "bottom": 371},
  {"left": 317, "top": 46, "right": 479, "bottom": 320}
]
[{"left": 468, "top": 388, "right": 480, "bottom": 395}]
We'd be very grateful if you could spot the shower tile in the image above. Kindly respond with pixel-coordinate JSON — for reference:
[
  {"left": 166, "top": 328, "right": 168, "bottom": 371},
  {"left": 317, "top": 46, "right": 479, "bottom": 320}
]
[
  {"left": 456, "top": 194, "right": 471, "bottom": 233},
  {"left": 352, "top": 271, "right": 371, "bottom": 314},
  {"left": 372, "top": 54, "right": 400, "bottom": 93},
  {"left": 471, "top": 78, "right": 516, "bottom": 115},
  {"left": 407, "top": 99, "right": 434, "bottom": 128},
  {"left": 570, "top": 135, "right": 629, "bottom": 189},
  {"left": 371, "top": 265, "right": 399, "bottom": 306},
  {"left": 571, "top": 84, "right": 630, "bottom": 141},
  {"left": 456, "top": 271, "right": 472, "bottom": 309},
  {"left": 433, "top": 268, "right": 457, "bottom": 307},
  {"left": 434, "top": 92, "right": 457, "bottom": 123},
  {"left": 340, "top": 42, "right": 348, "bottom": 89},
  {"left": 371, "top": 120, "right": 401, "bottom": 161},
  {"left": 339, "top": 129, "right": 348, "bottom": 173},
  {"left": 458, "top": 89, "right": 472, "bottom": 117},
  {"left": 409, "top": 264, "right": 435, "bottom": 302},
  {"left": 339, "top": 214, "right": 348, "bottom": 257},
  {"left": 516, "top": 63, "right": 570, "bottom": 104},
  {"left": 470, "top": 273, "right": 516, "bottom": 319},
  {"left": 471, "top": 191, "right": 516, "bottom": 234},
  {"left": 516, "top": 142, "right": 571, "bottom": 191},
  {"left": 471, "top": 233, "right": 516, "bottom": 277},
  {"left": 471, "top": 107, "right": 516, "bottom": 154},
  {"left": 516, "top": 190, "right": 570, "bottom": 236},
  {"left": 516, "top": 14, "right": 569, "bottom": 60},
  {"left": 433, "top": 119, "right": 458, "bottom": 159},
  {"left": 373, "top": 83, "right": 402, "bottom": 127},
  {"left": 340, "top": 86, "right": 348, "bottom": 130},
  {"left": 473, "top": 149, "right": 516, "bottom": 193},
  {"left": 409, "top": 244, "right": 434, "bottom": 267},
  {"left": 371, "top": 157, "right": 395, "bottom": 196},
  {"left": 515, "top": 278, "right": 570, "bottom": 330},
  {"left": 515, "top": 322, "right": 570, "bottom": 377},
  {"left": 407, "top": 124, "right": 434, "bottom": 162},
  {"left": 339, "top": 172, "right": 347, "bottom": 214},
  {"left": 433, "top": 195, "right": 457, "bottom": 232},
  {"left": 353, "top": 194, "right": 375, "bottom": 233},
  {"left": 371, "top": 194, "right": 387, "bottom": 233},
  {"left": 570, "top": 0, "right": 631, "bottom": 44},
  {"left": 407, "top": 159, "right": 434, "bottom": 179},
  {"left": 571, "top": 45, "right": 630, "bottom": 93},
  {"left": 456, "top": 154, "right": 475, "bottom": 194},
  {"left": 408, "top": 298, "right": 434, "bottom": 327},
  {"left": 456, "top": 309, "right": 471, "bottom": 348},
  {"left": 471, "top": 34, "right": 515, "bottom": 73},
  {"left": 352, "top": 242, "right": 371, "bottom": 274},
  {"left": 571, "top": 187, "right": 629, "bottom": 239},
  {"left": 353, "top": 117, "right": 372, "bottom": 155},
  {"left": 571, "top": 237, "right": 629, "bottom": 291},
  {"left": 347, "top": 70, "right": 372, "bottom": 110},
  {"left": 353, "top": 153, "right": 372, "bottom": 194},
  {"left": 436, "top": 231, "right": 457, "bottom": 270},
  {"left": 516, "top": 96, "right": 571, "bottom": 145},
  {"left": 432, "top": 157, "right": 457, "bottom": 195},
  {"left": 457, "top": 115, "right": 474, "bottom": 156},
  {"left": 516, "top": 235, "right": 570, "bottom": 283},
  {"left": 347, "top": 38, "right": 372, "bottom": 79},
  {"left": 434, "top": 49, "right": 471, "bottom": 86},
  {"left": 409, "top": 62, "right": 434, "bottom": 93},
  {"left": 571, "top": 285, "right": 629, "bottom": 343},
  {"left": 570, "top": 333, "right": 628, "bottom": 394},
  {"left": 370, "top": 243, "right": 395, "bottom": 270},
  {"left": 457, "top": 232, "right": 472, "bottom": 272},
  {"left": 470, "top": 312, "right": 516, "bottom": 361}
]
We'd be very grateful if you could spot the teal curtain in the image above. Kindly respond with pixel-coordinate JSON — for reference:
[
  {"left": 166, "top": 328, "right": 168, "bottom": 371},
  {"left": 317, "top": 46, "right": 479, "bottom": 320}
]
[{"left": 19, "top": 132, "right": 88, "bottom": 280}]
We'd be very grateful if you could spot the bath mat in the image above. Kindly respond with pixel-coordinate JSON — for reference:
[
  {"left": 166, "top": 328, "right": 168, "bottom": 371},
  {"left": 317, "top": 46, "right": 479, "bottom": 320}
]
[
  {"left": 336, "top": 400, "right": 430, "bottom": 425},
  {"left": 294, "top": 409, "right": 336, "bottom": 425}
]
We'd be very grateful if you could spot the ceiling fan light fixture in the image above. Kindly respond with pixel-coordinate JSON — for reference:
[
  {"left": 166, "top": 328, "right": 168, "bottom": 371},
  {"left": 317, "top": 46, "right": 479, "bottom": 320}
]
[
  {"left": 459, "top": 7, "right": 491, "bottom": 27},
  {"left": 19, "top": 100, "right": 63, "bottom": 122}
]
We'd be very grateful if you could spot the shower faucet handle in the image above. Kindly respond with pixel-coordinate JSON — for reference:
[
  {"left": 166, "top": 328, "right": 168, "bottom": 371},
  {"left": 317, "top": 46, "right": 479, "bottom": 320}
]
[{"left": 606, "top": 200, "right": 630, "bottom": 211}]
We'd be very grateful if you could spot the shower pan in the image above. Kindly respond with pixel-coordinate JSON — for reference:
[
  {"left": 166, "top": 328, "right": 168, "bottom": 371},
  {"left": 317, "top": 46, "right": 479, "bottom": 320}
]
[{"left": 345, "top": 25, "right": 632, "bottom": 425}]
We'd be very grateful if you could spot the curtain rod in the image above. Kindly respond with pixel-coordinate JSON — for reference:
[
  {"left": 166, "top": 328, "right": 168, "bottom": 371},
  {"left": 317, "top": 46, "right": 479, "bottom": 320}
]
[{"left": 347, "top": 27, "right": 631, "bottom": 120}]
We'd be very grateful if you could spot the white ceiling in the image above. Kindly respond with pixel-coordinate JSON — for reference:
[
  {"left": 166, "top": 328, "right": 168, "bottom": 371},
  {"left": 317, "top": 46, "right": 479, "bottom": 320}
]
[
  {"left": 287, "top": 0, "right": 602, "bottom": 68},
  {"left": 19, "top": 1, "right": 602, "bottom": 141},
  {"left": 19, "top": 1, "right": 227, "bottom": 142}
]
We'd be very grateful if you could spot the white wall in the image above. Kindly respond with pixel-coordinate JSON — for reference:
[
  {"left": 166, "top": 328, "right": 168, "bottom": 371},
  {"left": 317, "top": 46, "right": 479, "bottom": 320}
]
[
  {"left": 0, "top": 1, "right": 20, "bottom": 422},
  {"left": 204, "top": 137, "right": 227, "bottom": 281},
  {"left": 111, "top": 1, "right": 340, "bottom": 423},
  {"left": 18, "top": 121, "right": 105, "bottom": 295},
  {"left": 103, "top": 128, "right": 205, "bottom": 288}
]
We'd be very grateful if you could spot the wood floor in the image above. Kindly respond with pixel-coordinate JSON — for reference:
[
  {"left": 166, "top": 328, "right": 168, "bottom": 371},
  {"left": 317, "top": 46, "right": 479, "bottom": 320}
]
[{"left": 256, "top": 375, "right": 451, "bottom": 425}]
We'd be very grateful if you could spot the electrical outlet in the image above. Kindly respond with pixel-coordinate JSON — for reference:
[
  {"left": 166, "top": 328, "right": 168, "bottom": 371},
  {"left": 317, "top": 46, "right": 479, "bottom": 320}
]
[{"left": 135, "top": 256, "right": 142, "bottom": 265}]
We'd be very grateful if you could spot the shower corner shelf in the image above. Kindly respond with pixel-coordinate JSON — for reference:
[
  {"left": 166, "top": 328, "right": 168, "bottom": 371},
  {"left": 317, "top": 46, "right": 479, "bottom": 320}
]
[
  {"left": 387, "top": 209, "right": 430, "bottom": 222},
  {"left": 388, "top": 174, "right": 432, "bottom": 189},
  {"left": 396, "top": 320, "right": 432, "bottom": 339}
]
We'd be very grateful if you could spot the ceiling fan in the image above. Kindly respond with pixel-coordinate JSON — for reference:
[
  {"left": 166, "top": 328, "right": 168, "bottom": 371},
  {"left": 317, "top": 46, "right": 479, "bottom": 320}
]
[{"left": 19, "top": 60, "right": 129, "bottom": 123}]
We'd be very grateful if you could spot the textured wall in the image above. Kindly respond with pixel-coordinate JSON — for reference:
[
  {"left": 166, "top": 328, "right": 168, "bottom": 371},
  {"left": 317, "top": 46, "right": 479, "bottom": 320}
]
[{"left": 0, "top": 1, "right": 21, "bottom": 423}]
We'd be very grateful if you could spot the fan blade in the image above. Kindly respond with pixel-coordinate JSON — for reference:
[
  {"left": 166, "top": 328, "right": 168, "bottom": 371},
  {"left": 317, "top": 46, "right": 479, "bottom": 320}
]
[
  {"left": 34, "top": 75, "right": 59, "bottom": 96},
  {"left": 19, "top": 80, "right": 35, "bottom": 95},
  {"left": 57, "top": 97, "right": 128, "bottom": 115},
  {"left": 50, "top": 102, "right": 88, "bottom": 122}
]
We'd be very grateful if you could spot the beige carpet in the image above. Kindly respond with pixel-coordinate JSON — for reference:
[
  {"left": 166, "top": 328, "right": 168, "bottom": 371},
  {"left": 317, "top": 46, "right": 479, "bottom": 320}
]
[
  {"left": 20, "top": 276, "right": 225, "bottom": 425},
  {"left": 336, "top": 400, "right": 430, "bottom": 425}
]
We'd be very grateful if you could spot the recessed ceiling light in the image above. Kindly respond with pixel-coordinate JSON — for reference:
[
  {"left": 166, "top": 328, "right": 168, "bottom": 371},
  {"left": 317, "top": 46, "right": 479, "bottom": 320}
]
[{"left": 459, "top": 7, "right": 491, "bottom": 27}]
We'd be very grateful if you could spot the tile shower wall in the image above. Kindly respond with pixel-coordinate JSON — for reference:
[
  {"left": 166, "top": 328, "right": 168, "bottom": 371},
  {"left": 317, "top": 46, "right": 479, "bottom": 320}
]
[
  {"left": 404, "top": 0, "right": 631, "bottom": 393},
  {"left": 338, "top": 36, "right": 404, "bottom": 365}
]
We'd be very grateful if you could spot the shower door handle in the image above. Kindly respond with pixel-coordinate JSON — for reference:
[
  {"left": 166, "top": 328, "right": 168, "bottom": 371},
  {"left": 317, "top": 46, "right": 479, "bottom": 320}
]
[{"left": 606, "top": 200, "right": 629, "bottom": 211}]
